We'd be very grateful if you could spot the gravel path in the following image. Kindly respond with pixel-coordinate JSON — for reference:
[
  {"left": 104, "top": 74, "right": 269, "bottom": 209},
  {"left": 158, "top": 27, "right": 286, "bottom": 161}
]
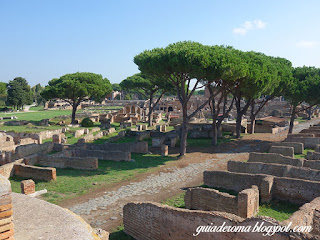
[
  {"left": 293, "top": 118, "right": 320, "bottom": 133},
  {"left": 70, "top": 153, "right": 245, "bottom": 217}
]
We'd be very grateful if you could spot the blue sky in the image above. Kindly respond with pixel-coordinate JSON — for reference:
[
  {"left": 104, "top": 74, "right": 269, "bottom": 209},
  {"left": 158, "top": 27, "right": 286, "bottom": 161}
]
[{"left": 1, "top": 0, "right": 319, "bottom": 86}]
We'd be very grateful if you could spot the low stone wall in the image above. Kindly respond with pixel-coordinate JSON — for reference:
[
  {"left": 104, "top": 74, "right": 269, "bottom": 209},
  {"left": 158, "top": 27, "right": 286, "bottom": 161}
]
[
  {"left": 287, "top": 133, "right": 315, "bottom": 138},
  {"left": 74, "top": 129, "right": 88, "bottom": 138},
  {"left": 303, "top": 160, "right": 320, "bottom": 170},
  {"left": 184, "top": 186, "right": 259, "bottom": 218},
  {"left": 0, "top": 159, "right": 24, "bottom": 178},
  {"left": 77, "top": 132, "right": 104, "bottom": 144},
  {"left": 271, "top": 142, "right": 304, "bottom": 154},
  {"left": 228, "top": 161, "right": 320, "bottom": 182},
  {"left": 14, "top": 164, "right": 56, "bottom": 181},
  {"left": 15, "top": 142, "right": 53, "bottom": 159},
  {"left": 39, "top": 155, "right": 98, "bottom": 170},
  {"left": 285, "top": 137, "right": 320, "bottom": 148},
  {"left": 248, "top": 152, "right": 303, "bottom": 167},
  {"left": 269, "top": 146, "right": 294, "bottom": 157},
  {"left": 282, "top": 197, "right": 320, "bottom": 236},
  {"left": 68, "top": 148, "right": 131, "bottom": 161},
  {"left": 306, "top": 151, "right": 320, "bottom": 160},
  {"left": 123, "top": 202, "right": 310, "bottom": 240},
  {"left": 204, "top": 170, "right": 320, "bottom": 204},
  {"left": 85, "top": 141, "right": 148, "bottom": 154}
]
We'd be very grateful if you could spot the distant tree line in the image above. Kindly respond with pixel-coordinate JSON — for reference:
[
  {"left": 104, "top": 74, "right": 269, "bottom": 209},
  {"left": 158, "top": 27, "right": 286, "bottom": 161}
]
[{"left": 133, "top": 41, "right": 320, "bottom": 156}]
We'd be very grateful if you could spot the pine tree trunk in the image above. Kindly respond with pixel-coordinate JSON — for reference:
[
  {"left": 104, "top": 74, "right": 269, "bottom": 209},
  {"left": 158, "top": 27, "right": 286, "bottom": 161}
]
[
  {"left": 148, "top": 94, "right": 153, "bottom": 127},
  {"left": 250, "top": 101, "right": 256, "bottom": 134},
  {"left": 235, "top": 98, "right": 242, "bottom": 138},
  {"left": 212, "top": 119, "right": 218, "bottom": 146},
  {"left": 288, "top": 105, "right": 296, "bottom": 134},
  {"left": 236, "top": 111, "right": 242, "bottom": 138},
  {"left": 71, "top": 105, "right": 77, "bottom": 125},
  {"left": 308, "top": 107, "right": 312, "bottom": 120},
  {"left": 180, "top": 104, "right": 188, "bottom": 156}
]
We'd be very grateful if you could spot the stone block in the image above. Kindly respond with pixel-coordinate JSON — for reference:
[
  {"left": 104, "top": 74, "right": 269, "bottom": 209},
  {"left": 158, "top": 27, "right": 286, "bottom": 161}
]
[
  {"left": 237, "top": 185, "right": 259, "bottom": 218},
  {"left": 271, "top": 142, "right": 304, "bottom": 154},
  {"left": 161, "top": 145, "right": 168, "bottom": 156},
  {"left": 52, "top": 134, "right": 62, "bottom": 144},
  {"left": 269, "top": 146, "right": 294, "bottom": 158},
  {"left": 20, "top": 179, "right": 35, "bottom": 195}
]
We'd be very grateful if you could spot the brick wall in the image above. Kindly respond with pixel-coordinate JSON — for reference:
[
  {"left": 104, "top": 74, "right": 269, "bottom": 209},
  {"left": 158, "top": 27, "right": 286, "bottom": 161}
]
[
  {"left": 285, "top": 137, "right": 320, "bottom": 148},
  {"left": 0, "top": 159, "right": 24, "bottom": 178},
  {"left": 123, "top": 202, "right": 310, "bottom": 240},
  {"left": 227, "top": 161, "right": 320, "bottom": 182},
  {"left": 269, "top": 146, "right": 294, "bottom": 158},
  {"left": 185, "top": 187, "right": 238, "bottom": 214},
  {"left": 248, "top": 152, "right": 303, "bottom": 167},
  {"left": 271, "top": 142, "right": 304, "bottom": 154},
  {"left": 15, "top": 142, "right": 53, "bottom": 159},
  {"left": 204, "top": 170, "right": 320, "bottom": 205},
  {"left": 69, "top": 148, "right": 131, "bottom": 161},
  {"left": 39, "top": 155, "right": 98, "bottom": 170},
  {"left": 85, "top": 141, "right": 148, "bottom": 154},
  {"left": 185, "top": 186, "right": 259, "bottom": 218},
  {"left": 14, "top": 164, "right": 56, "bottom": 181}
]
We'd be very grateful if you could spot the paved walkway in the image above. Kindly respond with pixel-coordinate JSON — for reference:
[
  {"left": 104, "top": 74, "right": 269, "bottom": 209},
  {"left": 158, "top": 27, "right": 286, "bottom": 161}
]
[{"left": 69, "top": 152, "right": 248, "bottom": 229}]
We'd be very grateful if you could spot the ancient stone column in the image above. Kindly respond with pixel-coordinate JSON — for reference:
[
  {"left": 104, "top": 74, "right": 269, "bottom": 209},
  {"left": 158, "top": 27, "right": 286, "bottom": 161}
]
[{"left": 0, "top": 175, "right": 14, "bottom": 239}]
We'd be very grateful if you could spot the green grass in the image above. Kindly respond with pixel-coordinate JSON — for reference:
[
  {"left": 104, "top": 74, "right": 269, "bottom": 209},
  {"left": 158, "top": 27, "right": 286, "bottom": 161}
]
[
  {"left": 109, "top": 225, "right": 133, "bottom": 240},
  {"left": 0, "top": 109, "right": 73, "bottom": 132},
  {"left": 296, "top": 117, "right": 307, "bottom": 123},
  {"left": 9, "top": 153, "right": 178, "bottom": 204},
  {"left": 0, "top": 109, "right": 72, "bottom": 121},
  {"left": 162, "top": 192, "right": 186, "bottom": 208},
  {"left": 295, "top": 148, "right": 314, "bottom": 159},
  {"left": 64, "top": 132, "right": 80, "bottom": 145},
  {"left": 29, "top": 106, "right": 44, "bottom": 111},
  {"left": 258, "top": 201, "right": 300, "bottom": 221}
]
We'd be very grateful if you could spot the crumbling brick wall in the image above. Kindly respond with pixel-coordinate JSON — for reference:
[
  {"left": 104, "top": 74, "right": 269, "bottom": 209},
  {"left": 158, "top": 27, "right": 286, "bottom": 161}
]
[
  {"left": 248, "top": 152, "right": 303, "bottom": 167},
  {"left": 123, "top": 202, "right": 310, "bottom": 240},
  {"left": 204, "top": 170, "right": 320, "bottom": 205},
  {"left": 184, "top": 186, "right": 259, "bottom": 218},
  {"left": 271, "top": 142, "right": 304, "bottom": 154},
  {"left": 39, "top": 155, "right": 98, "bottom": 170},
  {"left": 14, "top": 164, "right": 56, "bottom": 181},
  {"left": 227, "top": 161, "right": 320, "bottom": 182}
]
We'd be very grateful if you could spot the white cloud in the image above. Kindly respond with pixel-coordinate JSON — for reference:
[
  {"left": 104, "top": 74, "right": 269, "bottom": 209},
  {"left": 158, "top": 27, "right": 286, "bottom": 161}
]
[
  {"left": 296, "top": 40, "right": 319, "bottom": 48},
  {"left": 233, "top": 20, "right": 267, "bottom": 35}
]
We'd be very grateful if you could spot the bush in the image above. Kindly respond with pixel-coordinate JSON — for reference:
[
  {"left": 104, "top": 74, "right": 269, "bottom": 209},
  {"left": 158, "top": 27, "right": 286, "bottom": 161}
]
[{"left": 81, "top": 118, "right": 94, "bottom": 127}]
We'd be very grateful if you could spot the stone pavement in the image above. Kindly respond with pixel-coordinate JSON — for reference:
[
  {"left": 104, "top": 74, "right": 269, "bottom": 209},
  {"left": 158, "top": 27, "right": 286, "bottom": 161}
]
[{"left": 69, "top": 152, "right": 247, "bottom": 228}]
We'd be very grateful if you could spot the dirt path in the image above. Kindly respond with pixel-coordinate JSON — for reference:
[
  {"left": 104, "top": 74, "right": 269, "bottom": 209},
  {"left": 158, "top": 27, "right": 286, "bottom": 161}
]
[{"left": 64, "top": 119, "right": 320, "bottom": 232}]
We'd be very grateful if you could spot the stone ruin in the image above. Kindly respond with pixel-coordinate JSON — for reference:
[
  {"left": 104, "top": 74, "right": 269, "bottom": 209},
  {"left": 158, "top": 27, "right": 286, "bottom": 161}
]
[{"left": 122, "top": 124, "right": 320, "bottom": 239}]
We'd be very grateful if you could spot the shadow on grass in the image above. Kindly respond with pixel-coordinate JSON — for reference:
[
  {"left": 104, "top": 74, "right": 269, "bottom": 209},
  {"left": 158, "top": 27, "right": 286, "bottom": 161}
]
[{"left": 109, "top": 226, "right": 133, "bottom": 240}]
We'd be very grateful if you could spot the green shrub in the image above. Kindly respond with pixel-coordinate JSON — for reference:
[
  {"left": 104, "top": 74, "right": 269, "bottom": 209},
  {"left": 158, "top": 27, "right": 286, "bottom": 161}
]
[{"left": 81, "top": 117, "right": 94, "bottom": 127}]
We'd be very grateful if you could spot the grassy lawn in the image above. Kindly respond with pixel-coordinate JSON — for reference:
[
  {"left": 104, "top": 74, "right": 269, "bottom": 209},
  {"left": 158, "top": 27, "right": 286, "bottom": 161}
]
[
  {"left": 0, "top": 109, "right": 73, "bottom": 132},
  {"left": 0, "top": 109, "right": 72, "bottom": 121},
  {"left": 162, "top": 192, "right": 186, "bottom": 208},
  {"left": 258, "top": 201, "right": 300, "bottom": 221},
  {"left": 9, "top": 153, "right": 178, "bottom": 204},
  {"left": 295, "top": 148, "right": 314, "bottom": 159}
]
